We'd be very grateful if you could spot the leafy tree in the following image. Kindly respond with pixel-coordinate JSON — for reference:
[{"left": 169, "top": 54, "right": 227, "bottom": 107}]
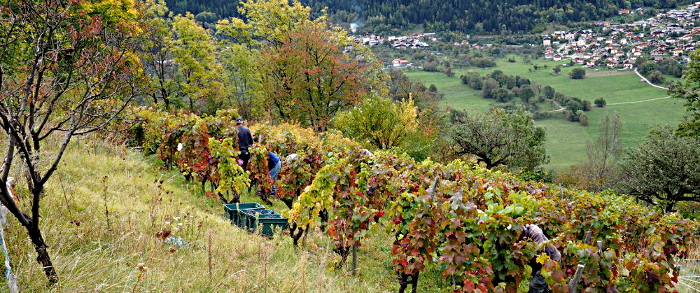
[
  {"left": 647, "top": 70, "right": 665, "bottom": 84},
  {"left": 585, "top": 113, "right": 622, "bottom": 191},
  {"left": 171, "top": 13, "right": 226, "bottom": 113},
  {"left": 461, "top": 72, "right": 483, "bottom": 90},
  {"left": 568, "top": 68, "right": 586, "bottom": 79},
  {"left": 0, "top": 0, "right": 143, "bottom": 282},
  {"left": 423, "top": 60, "right": 439, "bottom": 72},
  {"left": 443, "top": 67, "right": 454, "bottom": 77},
  {"left": 448, "top": 108, "right": 548, "bottom": 171},
  {"left": 492, "top": 88, "right": 511, "bottom": 103},
  {"left": 472, "top": 57, "right": 497, "bottom": 68},
  {"left": 638, "top": 61, "right": 656, "bottom": 76},
  {"left": 670, "top": 50, "right": 700, "bottom": 138},
  {"left": 216, "top": 0, "right": 316, "bottom": 46},
  {"left": 428, "top": 84, "right": 438, "bottom": 93},
  {"left": 617, "top": 128, "right": 700, "bottom": 212},
  {"left": 565, "top": 99, "right": 583, "bottom": 116},
  {"left": 481, "top": 78, "right": 499, "bottom": 99},
  {"left": 136, "top": 0, "right": 178, "bottom": 108},
  {"left": 332, "top": 94, "right": 417, "bottom": 150},
  {"left": 543, "top": 85, "right": 555, "bottom": 99},
  {"left": 217, "top": 43, "right": 264, "bottom": 120},
  {"left": 553, "top": 65, "right": 561, "bottom": 75},
  {"left": 259, "top": 21, "right": 383, "bottom": 131},
  {"left": 519, "top": 85, "right": 535, "bottom": 103},
  {"left": 594, "top": 97, "right": 607, "bottom": 107},
  {"left": 579, "top": 112, "right": 589, "bottom": 126},
  {"left": 386, "top": 70, "right": 445, "bottom": 160}
]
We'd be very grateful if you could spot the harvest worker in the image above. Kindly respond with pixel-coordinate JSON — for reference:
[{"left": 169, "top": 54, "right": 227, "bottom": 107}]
[
  {"left": 268, "top": 151, "right": 281, "bottom": 196},
  {"left": 522, "top": 224, "right": 561, "bottom": 293},
  {"left": 236, "top": 118, "right": 254, "bottom": 171}
]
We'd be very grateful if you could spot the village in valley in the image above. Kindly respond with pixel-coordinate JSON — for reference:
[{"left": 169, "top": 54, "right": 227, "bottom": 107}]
[
  {"left": 353, "top": 2, "right": 700, "bottom": 71},
  {"left": 542, "top": 2, "right": 700, "bottom": 69}
]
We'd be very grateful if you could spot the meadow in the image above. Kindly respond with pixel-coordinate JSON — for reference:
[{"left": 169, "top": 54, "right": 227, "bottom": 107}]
[{"left": 404, "top": 55, "right": 687, "bottom": 170}]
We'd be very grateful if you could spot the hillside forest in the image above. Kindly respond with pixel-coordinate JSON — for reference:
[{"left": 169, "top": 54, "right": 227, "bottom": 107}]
[
  {"left": 0, "top": 0, "right": 699, "bottom": 291},
  {"left": 165, "top": 0, "right": 695, "bottom": 34}
]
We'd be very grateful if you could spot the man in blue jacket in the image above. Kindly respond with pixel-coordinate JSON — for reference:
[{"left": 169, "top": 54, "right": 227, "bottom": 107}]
[{"left": 236, "top": 118, "right": 254, "bottom": 170}]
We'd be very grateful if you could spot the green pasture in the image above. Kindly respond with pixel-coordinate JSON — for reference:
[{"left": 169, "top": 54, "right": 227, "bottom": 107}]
[
  {"left": 403, "top": 69, "right": 492, "bottom": 112},
  {"left": 403, "top": 55, "right": 687, "bottom": 170}
]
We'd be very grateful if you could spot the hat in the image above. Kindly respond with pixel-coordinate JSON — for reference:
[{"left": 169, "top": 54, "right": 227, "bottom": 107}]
[{"left": 235, "top": 118, "right": 244, "bottom": 124}]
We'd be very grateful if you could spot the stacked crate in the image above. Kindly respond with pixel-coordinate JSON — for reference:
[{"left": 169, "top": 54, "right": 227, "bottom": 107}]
[{"left": 223, "top": 203, "right": 288, "bottom": 237}]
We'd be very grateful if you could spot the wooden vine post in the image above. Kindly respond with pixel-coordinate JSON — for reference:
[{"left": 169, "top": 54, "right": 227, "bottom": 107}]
[
  {"left": 568, "top": 230, "right": 592, "bottom": 293},
  {"left": 351, "top": 243, "right": 358, "bottom": 275}
]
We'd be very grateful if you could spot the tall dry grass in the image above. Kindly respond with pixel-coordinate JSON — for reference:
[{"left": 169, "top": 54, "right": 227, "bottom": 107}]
[{"left": 0, "top": 135, "right": 401, "bottom": 292}]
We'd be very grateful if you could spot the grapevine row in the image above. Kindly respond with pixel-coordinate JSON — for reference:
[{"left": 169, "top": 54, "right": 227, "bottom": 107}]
[{"left": 129, "top": 109, "right": 699, "bottom": 293}]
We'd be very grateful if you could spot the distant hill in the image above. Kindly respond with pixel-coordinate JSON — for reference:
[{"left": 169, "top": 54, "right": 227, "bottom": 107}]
[{"left": 164, "top": 0, "right": 694, "bottom": 34}]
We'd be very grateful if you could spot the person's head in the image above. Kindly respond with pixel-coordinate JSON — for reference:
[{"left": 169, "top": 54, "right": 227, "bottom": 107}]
[{"left": 235, "top": 118, "right": 244, "bottom": 125}]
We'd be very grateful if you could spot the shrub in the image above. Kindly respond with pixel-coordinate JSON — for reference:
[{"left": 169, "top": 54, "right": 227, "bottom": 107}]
[{"left": 595, "top": 97, "right": 607, "bottom": 107}]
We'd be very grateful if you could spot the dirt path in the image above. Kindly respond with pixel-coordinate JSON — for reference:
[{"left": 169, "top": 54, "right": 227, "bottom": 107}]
[
  {"left": 634, "top": 69, "right": 669, "bottom": 90},
  {"left": 607, "top": 96, "right": 672, "bottom": 105},
  {"left": 543, "top": 67, "right": 673, "bottom": 112}
]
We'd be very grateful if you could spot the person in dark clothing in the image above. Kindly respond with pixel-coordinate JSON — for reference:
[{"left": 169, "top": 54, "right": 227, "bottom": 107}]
[
  {"left": 268, "top": 152, "right": 281, "bottom": 195},
  {"left": 522, "top": 224, "right": 562, "bottom": 293},
  {"left": 236, "top": 118, "right": 254, "bottom": 171}
]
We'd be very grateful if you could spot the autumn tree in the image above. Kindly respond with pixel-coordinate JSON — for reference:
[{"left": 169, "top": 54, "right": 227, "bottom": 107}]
[
  {"left": 215, "top": 0, "right": 313, "bottom": 121},
  {"left": 386, "top": 70, "right": 444, "bottom": 160},
  {"left": 135, "top": 0, "right": 178, "bottom": 108},
  {"left": 171, "top": 13, "right": 226, "bottom": 113},
  {"left": 258, "top": 21, "right": 383, "bottom": 130},
  {"left": 216, "top": 0, "right": 316, "bottom": 47},
  {"left": 216, "top": 0, "right": 387, "bottom": 124},
  {"left": 217, "top": 43, "right": 264, "bottom": 120},
  {"left": 448, "top": 108, "right": 548, "bottom": 171},
  {"left": 0, "top": 0, "right": 143, "bottom": 283},
  {"left": 617, "top": 128, "right": 700, "bottom": 212},
  {"left": 332, "top": 94, "right": 417, "bottom": 150}
]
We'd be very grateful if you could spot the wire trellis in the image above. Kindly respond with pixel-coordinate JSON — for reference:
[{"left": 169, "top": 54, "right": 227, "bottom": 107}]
[{"left": 677, "top": 261, "right": 700, "bottom": 292}]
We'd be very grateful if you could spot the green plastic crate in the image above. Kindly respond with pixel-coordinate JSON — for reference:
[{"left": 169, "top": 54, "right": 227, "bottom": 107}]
[
  {"left": 223, "top": 202, "right": 265, "bottom": 228},
  {"left": 243, "top": 209, "right": 289, "bottom": 237}
]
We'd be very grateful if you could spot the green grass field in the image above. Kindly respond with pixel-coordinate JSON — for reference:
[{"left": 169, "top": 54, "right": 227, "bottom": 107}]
[{"left": 404, "top": 55, "right": 687, "bottom": 170}]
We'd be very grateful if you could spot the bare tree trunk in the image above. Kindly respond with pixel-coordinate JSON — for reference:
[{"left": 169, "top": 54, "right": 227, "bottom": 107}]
[
  {"left": 665, "top": 202, "right": 676, "bottom": 213},
  {"left": 27, "top": 223, "right": 58, "bottom": 283}
]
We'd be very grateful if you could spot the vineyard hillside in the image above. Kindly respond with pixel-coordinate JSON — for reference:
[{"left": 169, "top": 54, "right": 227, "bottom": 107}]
[{"left": 3, "top": 111, "right": 697, "bottom": 292}]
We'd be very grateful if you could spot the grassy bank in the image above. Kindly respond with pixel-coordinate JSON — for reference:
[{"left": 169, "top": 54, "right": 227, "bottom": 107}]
[{"left": 1, "top": 135, "right": 416, "bottom": 292}]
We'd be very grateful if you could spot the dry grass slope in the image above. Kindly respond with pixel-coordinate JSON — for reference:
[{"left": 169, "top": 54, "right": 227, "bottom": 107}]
[{"left": 1, "top": 135, "right": 399, "bottom": 292}]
